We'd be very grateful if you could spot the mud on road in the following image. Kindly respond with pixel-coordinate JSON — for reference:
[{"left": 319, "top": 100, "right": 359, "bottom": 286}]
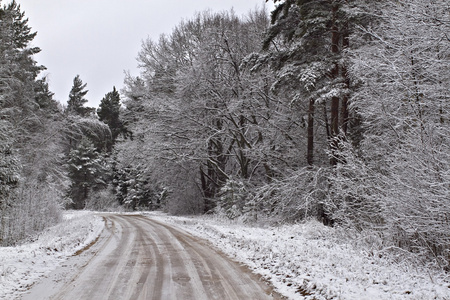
[{"left": 23, "top": 214, "right": 281, "bottom": 300}]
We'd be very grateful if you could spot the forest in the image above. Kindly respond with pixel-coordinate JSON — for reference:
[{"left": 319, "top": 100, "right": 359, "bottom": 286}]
[{"left": 0, "top": 0, "right": 448, "bottom": 270}]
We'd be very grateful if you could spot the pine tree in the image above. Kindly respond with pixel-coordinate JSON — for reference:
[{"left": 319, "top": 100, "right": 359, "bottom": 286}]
[
  {"left": 0, "top": 0, "right": 40, "bottom": 195},
  {"left": 0, "top": 1, "right": 66, "bottom": 244},
  {"left": 67, "top": 75, "right": 90, "bottom": 117},
  {"left": 0, "top": 0, "right": 44, "bottom": 123},
  {"left": 0, "top": 0, "right": 36, "bottom": 49},
  {"left": 263, "top": 0, "right": 372, "bottom": 166},
  {"left": 264, "top": 0, "right": 329, "bottom": 166}
]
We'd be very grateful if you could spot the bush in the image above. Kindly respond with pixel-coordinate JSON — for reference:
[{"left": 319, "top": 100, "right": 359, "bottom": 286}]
[
  {"left": 0, "top": 183, "right": 62, "bottom": 246},
  {"left": 216, "top": 177, "right": 248, "bottom": 219},
  {"left": 247, "top": 167, "right": 329, "bottom": 224},
  {"left": 85, "top": 186, "right": 123, "bottom": 211}
]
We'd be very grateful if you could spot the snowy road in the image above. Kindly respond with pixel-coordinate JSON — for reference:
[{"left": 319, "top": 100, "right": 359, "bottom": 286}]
[{"left": 23, "top": 214, "right": 278, "bottom": 300}]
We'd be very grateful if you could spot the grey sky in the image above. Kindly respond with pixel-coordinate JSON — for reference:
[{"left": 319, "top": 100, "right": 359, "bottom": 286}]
[{"left": 16, "top": 0, "right": 274, "bottom": 107}]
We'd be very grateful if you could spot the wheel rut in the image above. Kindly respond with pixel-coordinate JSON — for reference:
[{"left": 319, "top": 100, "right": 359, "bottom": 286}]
[{"left": 23, "top": 214, "right": 281, "bottom": 300}]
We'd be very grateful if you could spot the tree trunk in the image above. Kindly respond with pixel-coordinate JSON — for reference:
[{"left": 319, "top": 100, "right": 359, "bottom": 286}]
[
  {"left": 330, "top": 2, "right": 340, "bottom": 166},
  {"left": 307, "top": 98, "right": 315, "bottom": 166},
  {"left": 341, "top": 21, "right": 350, "bottom": 135},
  {"left": 323, "top": 103, "right": 331, "bottom": 141},
  {"left": 200, "top": 166, "right": 215, "bottom": 213}
]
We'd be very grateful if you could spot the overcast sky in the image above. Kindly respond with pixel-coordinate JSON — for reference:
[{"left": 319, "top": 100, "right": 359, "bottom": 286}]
[{"left": 16, "top": 0, "right": 275, "bottom": 107}]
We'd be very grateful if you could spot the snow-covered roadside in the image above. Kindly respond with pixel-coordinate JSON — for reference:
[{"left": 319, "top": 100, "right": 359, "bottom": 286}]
[
  {"left": 0, "top": 211, "right": 104, "bottom": 299},
  {"left": 146, "top": 212, "right": 450, "bottom": 300}
]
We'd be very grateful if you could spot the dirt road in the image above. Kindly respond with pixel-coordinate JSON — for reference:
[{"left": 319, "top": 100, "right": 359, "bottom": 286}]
[{"left": 23, "top": 214, "right": 279, "bottom": 300}]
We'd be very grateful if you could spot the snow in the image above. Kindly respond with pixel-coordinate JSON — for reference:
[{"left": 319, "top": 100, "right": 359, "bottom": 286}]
[
  {"left": 0, "top": 211, "right": 104, "bottom": 299},
  {"left": 146, "top": 212, "right": 450, "bottom": 300},
  {"left": 1, "top": 211, "right": 449, "bottom": 299}
]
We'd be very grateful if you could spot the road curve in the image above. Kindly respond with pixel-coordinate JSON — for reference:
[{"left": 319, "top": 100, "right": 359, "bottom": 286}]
[{"left": 23, "top": 214, "right": 280, "bottom": 300}]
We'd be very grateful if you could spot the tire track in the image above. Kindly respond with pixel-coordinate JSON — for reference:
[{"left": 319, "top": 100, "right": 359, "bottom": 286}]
[
  {"left": 47, "top": 216, "right": 119, "bottom": 300},
  {"left": 56, "top": 215, "right": 134, "bottom": 299},
  {"left": 127, "top": 217, "right": 166, "bottom": 300},
  {"left": 132, "top": 216, "right": 209, "bottom": 300},
  {"left": 24, "top": 214, "right": 280, "bottom": 300},
  {"left": 131, "top": 215, "right": 277, "bottom": 300}
]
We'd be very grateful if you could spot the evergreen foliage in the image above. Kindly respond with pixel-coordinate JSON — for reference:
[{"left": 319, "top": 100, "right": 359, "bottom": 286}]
[
  {"left": 67, "top": 75, "right": 92, "bottom": 117},
  {"left": 64, "top": 81, "right": 113, "bottom": 209},
  {"left": 0, "top": 0, "right": 63, "bottom": 245},
  {"left": 0, "top": 120, "right": 20, "bottom": 201},
  {"left": 67, "top": 137, "right": 108, "bottom": 209},
  {"left": 97, "top": 87, "right": 129, "bottom": 145},
  {"left": 0, "top": 0, "right": 36, "bottom": 49},
  {"left": 34, "top": 76, "right": 57, "bottom": 110},
  {"left": 114, "top": 165, "right": 162, "bottom": 210}
]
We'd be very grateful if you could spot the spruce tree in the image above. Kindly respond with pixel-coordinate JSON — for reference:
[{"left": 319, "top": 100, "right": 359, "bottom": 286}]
[
  {"left": 67, "top": 137, "right": 108, "bottom": 209},
  {"left": 97, "top": 87, "right": 128, "bottom": 145}
]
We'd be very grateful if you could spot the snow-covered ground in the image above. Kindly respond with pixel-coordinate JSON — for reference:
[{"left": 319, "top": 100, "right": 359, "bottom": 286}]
[
  {"left": 0, "top": 211, "right": 104, "bottom": 299},
  {"left": 148, "top": 212, "right": 450, "bottom": 300},
  {"left": 1, "top": 211, "right": 449, "bottom": 299}
]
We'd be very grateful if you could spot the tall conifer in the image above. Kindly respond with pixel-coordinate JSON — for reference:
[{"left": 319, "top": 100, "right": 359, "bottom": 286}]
[
  {"left": 67, "top": 75, "right": 89, "bottom": 116},
  {"left": 98, "top": 87, "right": 128, "bottom": 145}
]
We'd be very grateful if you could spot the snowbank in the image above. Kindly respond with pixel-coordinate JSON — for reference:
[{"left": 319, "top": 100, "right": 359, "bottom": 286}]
[
  {"left": 147, "top": 212, "right": 450, "bottom": 300},
  {"left": 0, "top": 211, "right": 104, "bottom": 299},
  {"left": 1, "top": 210, "right": 448, "bottom": 299}
]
